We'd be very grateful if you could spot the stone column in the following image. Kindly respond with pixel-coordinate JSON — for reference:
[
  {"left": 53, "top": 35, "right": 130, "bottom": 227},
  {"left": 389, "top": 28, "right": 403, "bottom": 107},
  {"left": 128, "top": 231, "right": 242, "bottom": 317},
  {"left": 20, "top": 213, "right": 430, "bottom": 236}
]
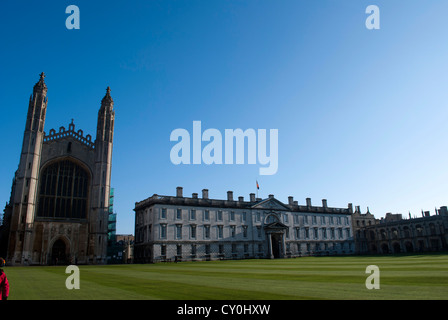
[
  {"left": 281, "top": 233, "right": 286, "bottom": 258},
  {"left": 268, "top": 233, "right": 274, "bottom": 259}
]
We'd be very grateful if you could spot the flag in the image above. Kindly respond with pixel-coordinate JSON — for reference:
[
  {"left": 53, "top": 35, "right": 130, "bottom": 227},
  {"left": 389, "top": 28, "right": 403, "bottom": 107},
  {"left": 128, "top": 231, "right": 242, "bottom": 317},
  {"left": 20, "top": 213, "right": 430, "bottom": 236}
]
[{"left": 256, "top": 180, "right": 259, "bottom": 190}]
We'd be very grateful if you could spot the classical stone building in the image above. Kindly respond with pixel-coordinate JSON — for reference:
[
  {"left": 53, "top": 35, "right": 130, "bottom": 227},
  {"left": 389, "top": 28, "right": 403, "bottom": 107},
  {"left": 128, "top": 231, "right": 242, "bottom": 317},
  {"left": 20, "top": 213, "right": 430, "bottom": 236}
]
[
  {"left": 1, "top": 73, "right": 115, "bottom": 265},
  {"left": 133, "top": 187, "right": 355, "bottom": 263}
]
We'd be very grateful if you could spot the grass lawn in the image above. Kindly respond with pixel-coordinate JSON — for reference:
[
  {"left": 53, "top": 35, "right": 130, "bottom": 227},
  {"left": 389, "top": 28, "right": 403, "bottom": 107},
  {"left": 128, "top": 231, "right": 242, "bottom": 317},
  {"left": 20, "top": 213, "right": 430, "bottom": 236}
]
[{"left": 4, "top": 254, "right": 448, "bottom": 300}]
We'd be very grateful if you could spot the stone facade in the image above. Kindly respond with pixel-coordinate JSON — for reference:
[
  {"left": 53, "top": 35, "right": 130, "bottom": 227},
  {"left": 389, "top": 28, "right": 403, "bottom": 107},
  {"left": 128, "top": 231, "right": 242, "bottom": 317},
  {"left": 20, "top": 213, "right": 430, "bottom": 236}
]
[
  {"left": 1, "top": 73, "right": 114, "bottom": 265},
  {"left": 134, "top": 187, "right": 355, "bottom": 263},
  {"left": 352, "top": 208, "right": 448, "bottom": 254}
]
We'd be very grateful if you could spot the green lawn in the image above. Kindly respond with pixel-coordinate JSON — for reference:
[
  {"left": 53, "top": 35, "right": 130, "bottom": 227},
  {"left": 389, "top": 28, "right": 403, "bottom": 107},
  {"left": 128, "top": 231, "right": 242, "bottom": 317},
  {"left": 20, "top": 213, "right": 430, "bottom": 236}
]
[{"left": 4, "top": 254, "right": 448, "bottom": 300}]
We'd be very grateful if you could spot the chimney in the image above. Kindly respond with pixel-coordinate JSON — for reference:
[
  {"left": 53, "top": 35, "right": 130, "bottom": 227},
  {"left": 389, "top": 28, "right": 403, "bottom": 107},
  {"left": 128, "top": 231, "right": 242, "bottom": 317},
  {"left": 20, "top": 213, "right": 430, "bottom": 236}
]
[
  {"left": 176, "top": 186, "right": 183, "bottom": 197},
  {"left": 192, "top": 193, "right": 198, "bottom": 199},
  {"left": 306, "top": 198, "right": 312, "bottom": 207},
  {"left": 269, "top": 194, "right": 274, "bottom": 199},
  {"left": 322, "top": 199, "right": 327, "bottom": 208},
  {"left": 348, "top": 203, "right": 353, "bottom": 213},
  {"left": 355, "top": 205, "right": 361, "bottom": 213},
  {"left": 250, "top": 193, "right": 256, "bottom": 202},
  {"left": 238, "top": 196, "right": 244, "bottom": 202},
  {"left": 202, "top": 189, "right": 209, "bottom": 199},
  {"left": 288, "top": 196, "right": 294, "bottom": 205},
  {"left": 227, "top": 191, "right": 233, "bottom": 201}
]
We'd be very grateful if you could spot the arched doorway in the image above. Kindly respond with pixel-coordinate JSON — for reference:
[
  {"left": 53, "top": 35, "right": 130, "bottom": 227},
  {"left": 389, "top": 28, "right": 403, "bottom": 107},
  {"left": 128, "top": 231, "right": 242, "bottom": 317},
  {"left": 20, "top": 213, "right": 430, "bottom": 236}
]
[
  {"left": 51, "top": 239, "right": 67, "bottom": 265},
  {"left": 405, "top": 241, "right": 414, "bottom": 253},
  {"left": 263, "top": 213, "right": 287, "bottom": 259}
]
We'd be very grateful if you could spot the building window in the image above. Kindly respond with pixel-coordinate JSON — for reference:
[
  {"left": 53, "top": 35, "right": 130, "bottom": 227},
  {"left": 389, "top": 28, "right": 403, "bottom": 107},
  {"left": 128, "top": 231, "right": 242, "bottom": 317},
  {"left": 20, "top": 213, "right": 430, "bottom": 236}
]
[
  {"left": 313, "top": 227, "right": 318, "bottom": 239},
  {"left": 284, "top": 214, "right": 289, "bottom": 223},
  {"left": 217, "top": 210, "right": 223, "bottom": 221},
  {"left": 257, "top": 226, "right": 262, "bottom": 238},
  {"left": 204, "top": 210, "right": 210, "bottom": 221},
  {"left": 37, "top": 160, "right": 90, "bottom": 219},
  {"left": 305, "top": 227, "right": 309, "bottom": 239},
  {"left": 242, "top": 225, "right": 248, "bottom": 238},
  {"left": 176, "top": 208, "right": 182, "bottom": 220},
  {"left": 176, "top": 224, "right": 182, "bottom": 239},
  {"left": 191, "top": 225, "right": 197, "bottom": 239},
  {"left": 160, "top": 224, "right": 167, "bottom": 239},
  {"left": 242, "top": 212, "right": 247, "bottom": 222},
  {"left": 204, "top": 225, "right": 210, "bottom": 239},
  {"left": 230, "top": 211, "right": 235, "bottom": 221},
  {"left": 177, "top": 245, "right": 182, "bottom": 256},
  {"left": 294, "top": 214, "right": 299, "bottom": 224},
  {"left": 161, "top": 244, "right": 166, "bottom": 256},
  {"left": 230, "top": 225, "right": 236, "bottom": 238},
  {"left": 217, "top": 225, "right": 223, "bottom": 238},
  {"left": 161, "top": 208, "right": 167, "bottom": 219},
  {"left": 295, "top": 227, "right": 300, "bottom": 239},
  {"left": 190, "top": 209, "right": 196, "bottom": 220},
  {"left": 322, "top": 227, "right": 327, "bottom": 239}
]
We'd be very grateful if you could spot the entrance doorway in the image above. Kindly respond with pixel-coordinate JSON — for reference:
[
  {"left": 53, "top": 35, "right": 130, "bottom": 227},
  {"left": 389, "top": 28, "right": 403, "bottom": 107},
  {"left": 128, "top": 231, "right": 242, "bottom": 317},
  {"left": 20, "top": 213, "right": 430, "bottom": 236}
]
[
  {"left": 51, "top": 239, "right": 67, "bottom": 265},
  {"left": 271, "top": 234, "right": 283, "bottom": 258}
]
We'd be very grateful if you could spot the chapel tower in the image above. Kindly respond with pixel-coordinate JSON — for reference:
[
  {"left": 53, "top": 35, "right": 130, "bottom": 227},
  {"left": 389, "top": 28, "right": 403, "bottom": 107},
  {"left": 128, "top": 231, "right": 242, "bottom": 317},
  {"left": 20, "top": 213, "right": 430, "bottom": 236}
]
[
  {"left": 7, "top": 73, "right": 48, "bottom": 264},
  {"left": 90, "top": 87, "right": 115, "bottom": 261}
]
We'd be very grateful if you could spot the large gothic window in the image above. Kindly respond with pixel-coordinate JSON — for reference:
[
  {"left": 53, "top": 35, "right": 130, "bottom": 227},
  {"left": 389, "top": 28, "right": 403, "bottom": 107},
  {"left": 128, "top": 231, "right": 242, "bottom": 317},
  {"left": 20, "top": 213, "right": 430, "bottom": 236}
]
[{"left": 37, "top": 160, "right": 89, "bottom": 219}]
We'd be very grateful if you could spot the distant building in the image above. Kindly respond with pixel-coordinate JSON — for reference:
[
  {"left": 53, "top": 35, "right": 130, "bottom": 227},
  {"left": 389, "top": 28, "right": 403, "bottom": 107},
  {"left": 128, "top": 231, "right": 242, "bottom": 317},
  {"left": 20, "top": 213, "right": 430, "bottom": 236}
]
[
  {"left": 117, "top": 234, "right": 134, "bottom": 263},
  {"left": 133, "top": 187, "right": 355, "bottom": 263},
  {"left": 351, "top": 206, "right": 377, "bottom": 254},
  {"left": 352, "top": 206, "right": 448, "bottom": 254}
]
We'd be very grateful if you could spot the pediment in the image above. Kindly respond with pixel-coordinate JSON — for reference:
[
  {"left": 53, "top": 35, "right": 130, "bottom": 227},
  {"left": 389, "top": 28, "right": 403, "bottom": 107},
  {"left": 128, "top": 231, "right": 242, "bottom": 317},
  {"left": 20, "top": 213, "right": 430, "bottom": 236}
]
[
  {"left": 252, "top": 198, "right": 290, "bottom": 211},
  {"left": 264, "top": 221, "right": 288, "bottom": 230}
]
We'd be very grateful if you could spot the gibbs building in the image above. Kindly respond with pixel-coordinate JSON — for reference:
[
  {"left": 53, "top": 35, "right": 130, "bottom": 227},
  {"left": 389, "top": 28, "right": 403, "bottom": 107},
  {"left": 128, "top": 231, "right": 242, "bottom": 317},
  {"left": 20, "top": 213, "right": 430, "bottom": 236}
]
[
  {"left": 134, "top": 187, "right": 355, "bottom": 263},
  {"left": 0, "top": 73, "right": 115, "bottom": 265}
]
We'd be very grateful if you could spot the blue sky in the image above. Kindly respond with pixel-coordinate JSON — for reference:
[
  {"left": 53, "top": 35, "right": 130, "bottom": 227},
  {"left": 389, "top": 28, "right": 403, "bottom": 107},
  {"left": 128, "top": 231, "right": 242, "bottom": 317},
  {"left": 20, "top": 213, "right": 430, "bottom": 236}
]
[{"left": 1, "top": 1, "right": 448, "bottom": 234}]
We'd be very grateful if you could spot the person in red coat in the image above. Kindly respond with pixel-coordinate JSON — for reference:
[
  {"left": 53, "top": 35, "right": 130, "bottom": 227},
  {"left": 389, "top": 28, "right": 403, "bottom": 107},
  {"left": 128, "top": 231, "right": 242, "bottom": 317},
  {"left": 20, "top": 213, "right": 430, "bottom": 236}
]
[{"left": 0, "top": 257, "right": 9, "bottom": 301}]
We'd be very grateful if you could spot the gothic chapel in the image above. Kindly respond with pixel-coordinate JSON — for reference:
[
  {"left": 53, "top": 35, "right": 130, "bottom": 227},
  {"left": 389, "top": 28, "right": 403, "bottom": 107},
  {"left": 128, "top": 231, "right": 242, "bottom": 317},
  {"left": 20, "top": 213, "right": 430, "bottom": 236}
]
[{"left": 2, "top": 73, "right": 115, "bottom": 265}]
